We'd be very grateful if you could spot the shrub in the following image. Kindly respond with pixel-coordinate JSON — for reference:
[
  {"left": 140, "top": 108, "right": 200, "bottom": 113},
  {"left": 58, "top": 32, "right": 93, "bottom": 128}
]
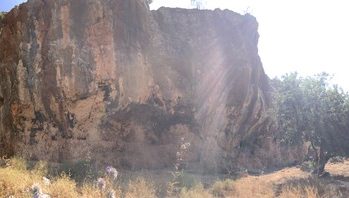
[
  {"left": 31, "top": 160, "right": 49, "bottom": 177},
  {"left": 300, "top": 160, "right": 316, "bottom": 172},
  {"left": 57, "top": 160, "right": 98, "bottom": 183},
  {"left": 211, "top": 179, "right": 236, "bottom": 197},
  {"left": 179, "top": 184, "right": 213, "bottom": 198},
  {"left": 125, "top": 178, "right": 156, "bottom": 198},
  {"left": 279, "top": 178, "right": 344, "bottom": 198},
  {"left": 48, "top": 174, "right": 79, "bottom": 198},
  {"left": 176, "top": 172, "right": 198, "bottom": 189},
  {"left": 81, "top": 183, "right": 122, "bottom": 198},
  {"left": 279, "top": 186, "right": 319, "bottom": 198},
  {"left": 80, "top": 183, "right": 104, "bottom": 198},
  {"left": 8, "top": 156, "right": 27, "bottom": 170},
  {"left": 0, "top": 167, "right": 33, "bottom": 197}
]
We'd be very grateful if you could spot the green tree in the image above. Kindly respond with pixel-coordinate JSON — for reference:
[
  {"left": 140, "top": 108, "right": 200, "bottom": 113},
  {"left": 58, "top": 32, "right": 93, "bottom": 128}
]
[{"left": 272, "top": 73, "right": 349, "bottom": 176}]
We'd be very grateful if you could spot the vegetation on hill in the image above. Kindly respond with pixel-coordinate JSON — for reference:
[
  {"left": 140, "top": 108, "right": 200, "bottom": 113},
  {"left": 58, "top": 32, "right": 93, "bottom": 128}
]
[
  {"left": 272, "top": 73, "right": 349, "bottom": 176},
  {"left": 0, "top": 12, "right": 6, "bottom": 32},
  {"left": 0, "top": 12, "right": 5, "bottom": 20},
  {"left": 0, "top": 12, "right": 5, "bottom": 26}
]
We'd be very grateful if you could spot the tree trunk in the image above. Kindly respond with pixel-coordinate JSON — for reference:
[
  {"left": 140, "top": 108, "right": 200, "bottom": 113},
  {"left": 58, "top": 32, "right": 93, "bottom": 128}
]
[{"left": 313, "top": 145, "right": 330, "bottom": 176}]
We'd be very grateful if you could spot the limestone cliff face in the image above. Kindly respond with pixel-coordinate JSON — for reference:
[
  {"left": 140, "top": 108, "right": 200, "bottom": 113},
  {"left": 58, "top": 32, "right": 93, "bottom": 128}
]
[{"left": 0, "top": 0, "right": 278, "bottom": 171}]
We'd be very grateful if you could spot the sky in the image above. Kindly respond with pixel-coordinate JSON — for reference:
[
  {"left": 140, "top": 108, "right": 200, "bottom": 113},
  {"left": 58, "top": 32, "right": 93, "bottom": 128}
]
[
  {"left": 0, "top": 0, "right": 26, "bottom": 12},
  {"left": 1, "top": 0, "right": 349, "bottom": 90}
]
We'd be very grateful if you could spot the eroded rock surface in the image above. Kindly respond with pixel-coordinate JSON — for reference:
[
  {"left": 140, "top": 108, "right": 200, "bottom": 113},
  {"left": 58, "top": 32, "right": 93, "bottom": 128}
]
[{"left": 0, "top": 0, "right": 284, "bottom": 171}]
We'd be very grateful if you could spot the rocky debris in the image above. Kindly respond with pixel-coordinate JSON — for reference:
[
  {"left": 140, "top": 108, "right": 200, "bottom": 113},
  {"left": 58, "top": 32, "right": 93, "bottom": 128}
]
[{"left": 0, "top": 0, "right": 290, "bottom": 171}]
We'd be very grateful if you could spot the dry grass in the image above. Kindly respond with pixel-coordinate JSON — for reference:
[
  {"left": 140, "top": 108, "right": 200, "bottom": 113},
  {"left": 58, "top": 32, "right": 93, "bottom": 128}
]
[
  {"left": 0, "top": 167, "right": 34, "bottom": 197},
  {"left": 1, "top": 157, "right": 348, "bottom": 198},
  {"left": 7, "top": 157, "right": 28, "bottom": 170},
  {"left": 279, "top": 186, "right": 319, "bottom": 198},
  {"left": 216, "top": 177, "right": 274, "bottom": 198},
  {"left": 80, "top": 184, "right": 104, "bottom": 198},
  {"left": 179, "top": 184, "right": 213, "bottom": 198},
  {"left": 211, "top": 167, "right": 309, "bottom": 198},
  {"left": 0, "top": 157, "right": 44, "bottom": 197},
  {"left": 208, "top": 164, "right": 348, "bottom": 198},
  {"left": 31, "top": 160, "right": 49, "bottom": 177},
  {"left": 48, "top": 174, "right": 79, "bottom": 198},
  {"left": 80, "top": 183, "right": 122, "bottom": 198},
  {"left": 326, "top": 160, "right": 349, "bottom": 177},
  {"left": 278, "top": 177, "right": 345, "bottom": 198},
  {"left": 211, "top": 179, "right": 235, "bottom": 197},
  {"left": 125, "top": 178, "right": 156, "bottom": 198}
]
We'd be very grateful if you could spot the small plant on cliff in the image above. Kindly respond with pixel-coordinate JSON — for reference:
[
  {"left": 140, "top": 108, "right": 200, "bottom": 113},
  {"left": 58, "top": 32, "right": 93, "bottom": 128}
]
[
  {"left": 191, "top": 0, "right": 206, "bottom": 9},
  {"left": 0, "top": 12, "right": 5, "bottom": 33},
  {"left": 0, "top": 12, "right": 5, "bottom": 21}
]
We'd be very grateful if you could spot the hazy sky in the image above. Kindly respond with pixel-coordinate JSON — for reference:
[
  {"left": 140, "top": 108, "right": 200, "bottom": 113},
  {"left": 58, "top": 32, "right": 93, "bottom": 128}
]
[{"left": 1, "top": 0, "right": 349, "bottom": 90}]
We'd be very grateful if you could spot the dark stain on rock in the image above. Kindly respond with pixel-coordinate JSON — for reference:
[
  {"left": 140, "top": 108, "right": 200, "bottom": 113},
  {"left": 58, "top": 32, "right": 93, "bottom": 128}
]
[
  {"left": 98, "top": 81, "right": 111, "bottom": 101},
  {"left": 0, "top": 96, "right": 3, "bottom": 107},
  {"left": 29, "top": 128, "right": 39, "bottom": 145},
  {"left": 101, "top": 101, "right": 196, "bottom": 143},
  {"left": 29, "top": 111, "right": 46, "bottom": 145},
  {"left": 32, "top": 111, "right": 46, "bottom": 125}
]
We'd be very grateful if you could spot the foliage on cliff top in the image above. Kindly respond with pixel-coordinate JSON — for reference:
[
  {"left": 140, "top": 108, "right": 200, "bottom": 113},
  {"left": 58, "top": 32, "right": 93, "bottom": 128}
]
[
  {"left": 0, "top": 12, "right": 5, "bottom": 29},
  {"left": 0, "top": 12, "right": 6, "bottom": 24}
]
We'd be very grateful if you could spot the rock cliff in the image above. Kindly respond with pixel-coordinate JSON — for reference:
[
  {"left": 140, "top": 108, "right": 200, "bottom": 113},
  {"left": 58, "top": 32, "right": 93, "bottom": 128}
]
[{"left": 0, "top": 0, "right": 280, "bottom": 171}]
